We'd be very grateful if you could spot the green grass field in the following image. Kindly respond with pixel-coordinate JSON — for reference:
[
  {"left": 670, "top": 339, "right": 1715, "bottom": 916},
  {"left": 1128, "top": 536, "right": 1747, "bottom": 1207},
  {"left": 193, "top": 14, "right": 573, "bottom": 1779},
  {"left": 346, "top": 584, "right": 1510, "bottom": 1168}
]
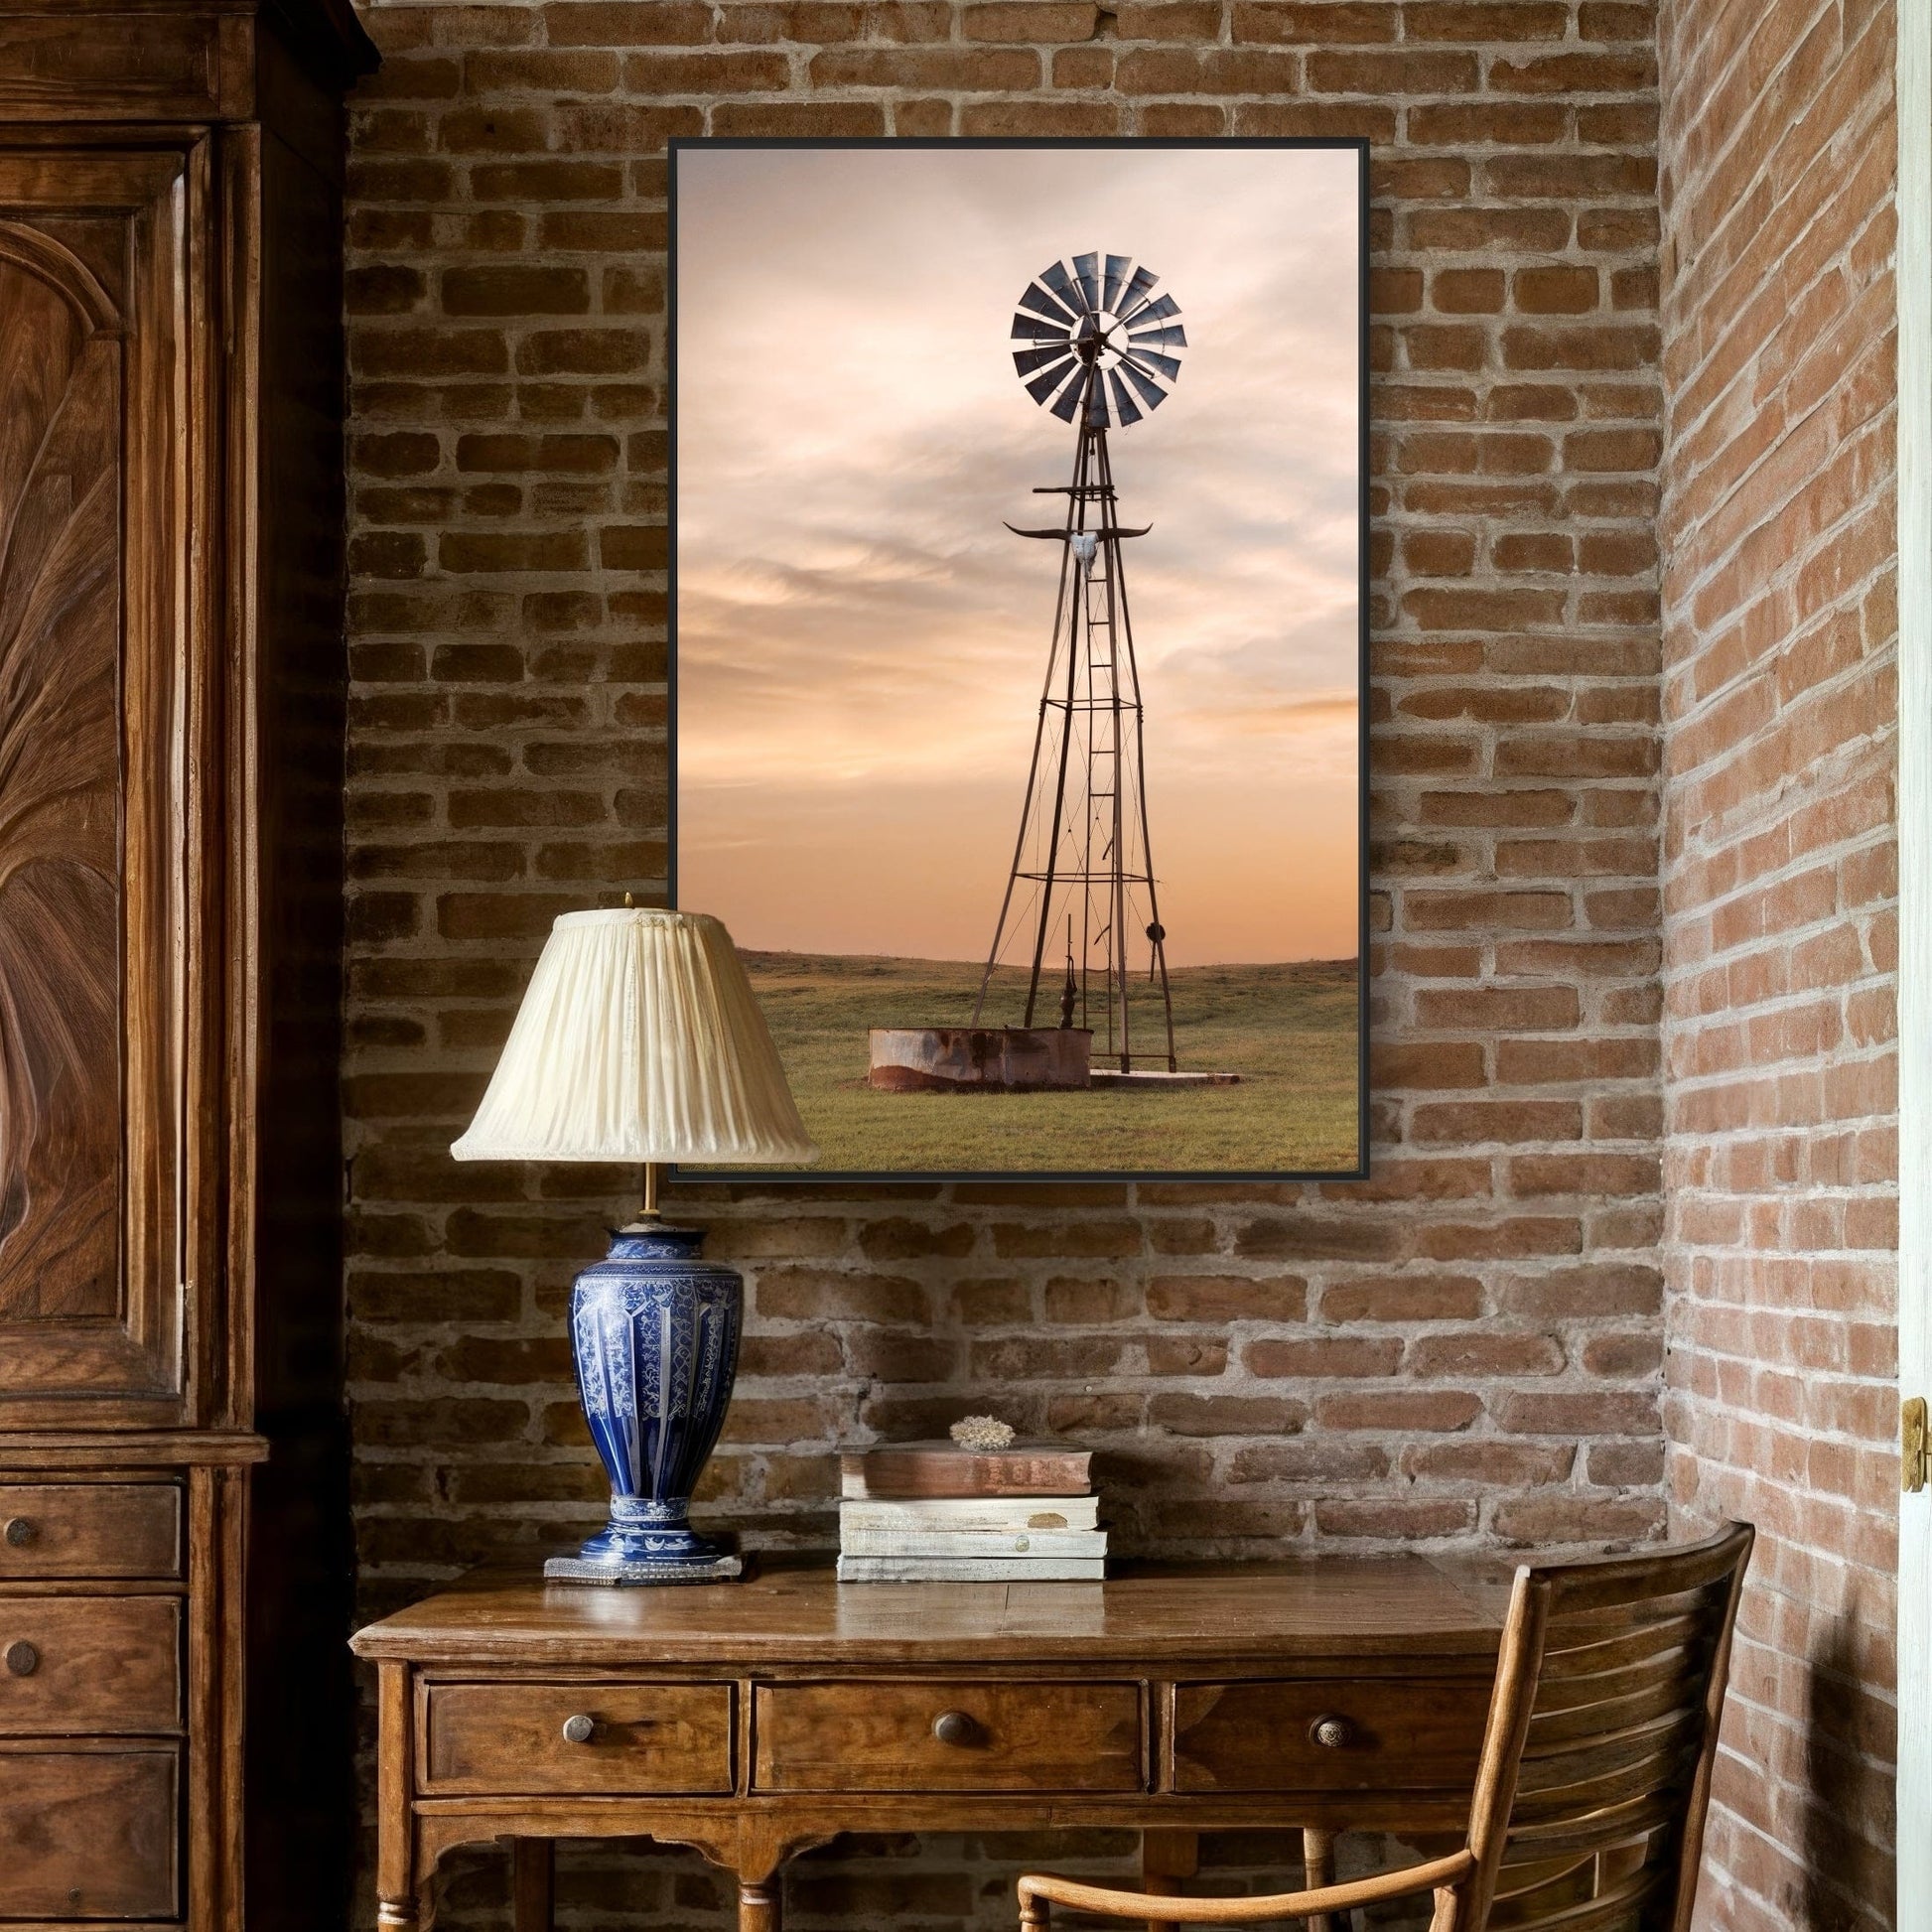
[{"left": 738, "top": 951, "right": 1361, "bottom": 1175}]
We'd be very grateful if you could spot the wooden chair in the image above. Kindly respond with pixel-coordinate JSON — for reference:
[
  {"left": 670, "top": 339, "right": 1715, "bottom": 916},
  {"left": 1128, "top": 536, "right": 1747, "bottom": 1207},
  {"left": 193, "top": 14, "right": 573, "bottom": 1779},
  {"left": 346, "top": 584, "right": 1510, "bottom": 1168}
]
[{"left": 1018, "top": 1523, "right": 1754, "bottom": 1932}]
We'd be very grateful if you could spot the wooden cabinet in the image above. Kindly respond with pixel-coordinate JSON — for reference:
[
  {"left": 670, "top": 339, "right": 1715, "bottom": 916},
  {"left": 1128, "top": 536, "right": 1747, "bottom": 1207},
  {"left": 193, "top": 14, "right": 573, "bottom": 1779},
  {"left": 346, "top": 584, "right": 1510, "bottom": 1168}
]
[{"left": 0, "top": 4, "right": 374, "bottom": 1928}]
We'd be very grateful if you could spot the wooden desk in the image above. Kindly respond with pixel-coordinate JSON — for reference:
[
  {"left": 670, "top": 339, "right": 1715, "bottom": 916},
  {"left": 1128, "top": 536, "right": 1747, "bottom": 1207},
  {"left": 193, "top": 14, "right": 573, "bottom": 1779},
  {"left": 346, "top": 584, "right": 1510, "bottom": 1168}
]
[{"left": 350, "top": 1557, "right": 1503, "bottom": 1932}]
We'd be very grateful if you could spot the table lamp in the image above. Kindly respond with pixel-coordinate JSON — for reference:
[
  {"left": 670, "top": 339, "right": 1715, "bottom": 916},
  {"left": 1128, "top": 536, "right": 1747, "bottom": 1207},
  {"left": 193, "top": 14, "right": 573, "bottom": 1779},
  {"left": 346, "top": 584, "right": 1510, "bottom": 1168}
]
[{"left": 452, "top": 905, "right": 818, "bottom": 1584}]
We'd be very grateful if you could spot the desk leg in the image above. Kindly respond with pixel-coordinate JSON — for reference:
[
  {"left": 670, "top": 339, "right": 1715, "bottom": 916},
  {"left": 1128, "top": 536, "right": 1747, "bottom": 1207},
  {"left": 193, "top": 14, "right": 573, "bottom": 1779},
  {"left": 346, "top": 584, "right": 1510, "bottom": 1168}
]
[
  {"left": 511, "top": 1841, "right": 553, "bottom": 1932},
  {"left": 739, "top": 1876, "right": 780, "bottom": 1932},
  {"left": 1142, "top": 1827, "right": 1197, "bottom": 1932},
  {"left": 1302, "top": 1828, "right": 1344, "bottom": 1932},
  {"left": 375, "top": 1663, "right": 418, "bottom": 1932}
]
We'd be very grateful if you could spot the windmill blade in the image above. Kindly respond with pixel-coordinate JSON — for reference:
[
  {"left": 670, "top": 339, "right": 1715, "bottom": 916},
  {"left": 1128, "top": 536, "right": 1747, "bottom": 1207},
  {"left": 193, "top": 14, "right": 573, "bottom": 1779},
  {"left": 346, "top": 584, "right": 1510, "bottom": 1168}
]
[
  {"left": 1128, "top": 292, "right": 1182, "bottom": 327},
  {"left": 1013, "top": 344, "right": 1072, "bottom": 377},
  {"left": 1012, "top": 314, "right": 1073, "bottom": 343},
  {"left": 1125, "top": 347, "right": 1181, "bottom": 382},
  {"left": 1024, "top": 355, "right": 1077, "bottom": 406},
  {"left": 1085, "top": 379, "right": 1112, "bottom": 431},
  {"left": 1073, "top": 252, "right": 1103, "bottom": 311},
  {"left": 1116, "top": 265, "right": 1159, "bottom": 319},
  {"left": 1119, "top": 361, "right": 1169, "bottom": 411},
  {"left": 1127, "top": 323, "right": 1187, "bottom": 349},
  {"left": 1107, "top": 368, "right": 1144, "bottom": 427},
  {"left": 1017, "top": 281, "right": 1080, "bottom": 327},
  {"left": 1102, "top": 254, "right": 1131, "bottom": 312},
  {"left": 1039, "top": 259, "right": 1087, "bottom": 314},
  {"left": 1049, "top": 365, "right": 1088, "bottom": 422}
]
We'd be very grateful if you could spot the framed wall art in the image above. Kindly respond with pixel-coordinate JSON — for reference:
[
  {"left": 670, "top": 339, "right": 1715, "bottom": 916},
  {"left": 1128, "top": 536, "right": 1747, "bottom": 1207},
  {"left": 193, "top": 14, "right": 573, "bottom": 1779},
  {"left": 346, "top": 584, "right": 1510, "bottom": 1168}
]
[{"left": 669, "top": 139, "right": 1368, "bottom": 1181}]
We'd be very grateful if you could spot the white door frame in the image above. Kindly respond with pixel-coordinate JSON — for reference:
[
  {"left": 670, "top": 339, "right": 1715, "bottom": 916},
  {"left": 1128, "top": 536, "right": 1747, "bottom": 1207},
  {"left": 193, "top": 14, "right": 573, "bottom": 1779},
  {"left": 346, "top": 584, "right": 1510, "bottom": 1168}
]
[{"left": 1896, "top": 6, "right": 1930, "bottom": 1925}]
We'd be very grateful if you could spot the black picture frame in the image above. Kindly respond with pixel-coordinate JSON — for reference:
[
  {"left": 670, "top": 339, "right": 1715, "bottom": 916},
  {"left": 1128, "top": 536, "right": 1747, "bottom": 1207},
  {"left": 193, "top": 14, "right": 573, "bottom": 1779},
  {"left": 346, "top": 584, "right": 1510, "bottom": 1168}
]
[{"left": 667, "top": 137, "right": 1370, "bottom": 1185}]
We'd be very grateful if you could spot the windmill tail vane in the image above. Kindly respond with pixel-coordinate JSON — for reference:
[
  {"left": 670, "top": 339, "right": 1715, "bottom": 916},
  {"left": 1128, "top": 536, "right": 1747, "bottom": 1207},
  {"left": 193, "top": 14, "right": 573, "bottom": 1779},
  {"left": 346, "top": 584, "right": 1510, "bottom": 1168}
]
[{"left": 971, "top": 251, "right": 1185, "bottom": 1075}]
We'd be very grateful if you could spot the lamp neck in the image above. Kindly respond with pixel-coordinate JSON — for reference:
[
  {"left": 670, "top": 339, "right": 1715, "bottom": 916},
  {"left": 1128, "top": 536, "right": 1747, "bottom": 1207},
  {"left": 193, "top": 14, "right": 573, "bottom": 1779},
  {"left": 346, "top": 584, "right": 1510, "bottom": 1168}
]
[{"left": 638, "top": 1160, "right": 662, "bottom": 1223}]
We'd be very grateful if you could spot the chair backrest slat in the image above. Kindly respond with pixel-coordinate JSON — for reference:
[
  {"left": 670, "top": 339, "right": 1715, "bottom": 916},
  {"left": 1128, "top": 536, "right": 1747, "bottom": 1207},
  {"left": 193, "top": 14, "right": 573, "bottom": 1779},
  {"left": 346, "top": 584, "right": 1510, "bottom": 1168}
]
[
  {"left": 1533, "top": 1642, "right": 1705, "bottom": 1717},
  {"left": 1487, "top": 1863, "right": 1672, "bottom": 1932},
  {"left": 1459, "top": 1522, "right": 1754, "bottom": 1932},
  {"left": 1498, "top": 1787, "right": 1679, "bottom": 1863},
  {"left": 1535, "top": 1613, "right": 1704, "bottom": 1681}
]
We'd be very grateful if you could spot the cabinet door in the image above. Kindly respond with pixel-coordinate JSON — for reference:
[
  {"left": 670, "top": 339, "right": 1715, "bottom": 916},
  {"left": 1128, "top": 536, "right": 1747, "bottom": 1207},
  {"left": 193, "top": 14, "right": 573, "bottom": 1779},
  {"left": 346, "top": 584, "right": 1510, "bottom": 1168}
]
[{"left": 0, "top": 144, "right": 209, "bottom": 1420}]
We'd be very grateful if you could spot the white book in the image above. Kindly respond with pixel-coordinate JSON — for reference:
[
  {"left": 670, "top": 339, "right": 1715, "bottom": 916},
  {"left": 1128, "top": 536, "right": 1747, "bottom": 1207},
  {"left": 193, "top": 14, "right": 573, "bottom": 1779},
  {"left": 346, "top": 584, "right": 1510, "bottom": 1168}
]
[
  {"left": 836, "top": 1554, "right": 1106, "bottom": 1584},
  {"left": 839, "top": 1527, "right": 1108, "bottom": 1560},
  {"left": 838, "top": 1494, "right": 1100, "bottom": 1535}
]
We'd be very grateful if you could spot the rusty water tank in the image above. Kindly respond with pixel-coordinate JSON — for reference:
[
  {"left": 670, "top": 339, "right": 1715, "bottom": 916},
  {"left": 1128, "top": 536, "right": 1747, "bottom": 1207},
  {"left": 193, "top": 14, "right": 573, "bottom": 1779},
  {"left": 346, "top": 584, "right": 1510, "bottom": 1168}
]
[{"left": 867, "top": 1027, "right": 1092, "bottom": 1092}]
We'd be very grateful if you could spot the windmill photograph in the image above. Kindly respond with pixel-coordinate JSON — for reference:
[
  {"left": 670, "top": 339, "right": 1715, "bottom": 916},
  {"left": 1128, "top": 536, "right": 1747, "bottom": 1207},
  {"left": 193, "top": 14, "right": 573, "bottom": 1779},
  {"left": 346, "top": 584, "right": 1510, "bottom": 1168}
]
[{"left": 671, "top": 142, "right": 1366, "bottom": 1179}]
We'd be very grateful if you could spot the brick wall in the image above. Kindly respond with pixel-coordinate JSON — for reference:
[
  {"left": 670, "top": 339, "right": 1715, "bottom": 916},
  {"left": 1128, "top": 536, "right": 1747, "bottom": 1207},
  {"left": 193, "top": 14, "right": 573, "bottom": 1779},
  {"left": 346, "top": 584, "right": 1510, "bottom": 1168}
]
[
  {"left": 1655, "top": 1, "right": 1899, "bottom": 1927},
  {"left": 343, "top": 1, "right": 1671, "bottom": 1922}
]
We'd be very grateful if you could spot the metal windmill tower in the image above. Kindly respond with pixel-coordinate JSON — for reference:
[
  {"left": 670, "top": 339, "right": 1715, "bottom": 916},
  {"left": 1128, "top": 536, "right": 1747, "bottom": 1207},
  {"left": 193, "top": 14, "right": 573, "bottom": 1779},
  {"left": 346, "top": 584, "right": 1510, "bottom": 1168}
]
[{"left": 972, "top": 251, "right": 1185, "bottom": 1074}]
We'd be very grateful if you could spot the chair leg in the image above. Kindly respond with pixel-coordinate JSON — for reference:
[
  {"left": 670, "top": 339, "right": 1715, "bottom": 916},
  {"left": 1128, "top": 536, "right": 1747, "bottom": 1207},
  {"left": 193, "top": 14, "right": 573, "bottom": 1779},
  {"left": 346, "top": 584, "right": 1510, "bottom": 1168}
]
[
  {"left": 1301, "top": 1829, "right": 1346, "bottom": 1932},
  {"left": 1020, "top": 1897, "right": 1050, "bottom": 1930}
]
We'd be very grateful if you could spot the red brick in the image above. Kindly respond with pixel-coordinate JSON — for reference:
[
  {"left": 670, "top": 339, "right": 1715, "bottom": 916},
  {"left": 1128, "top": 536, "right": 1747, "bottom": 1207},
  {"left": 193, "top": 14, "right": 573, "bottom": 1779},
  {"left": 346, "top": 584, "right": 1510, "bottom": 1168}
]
[
  {"left": 542, "top": 3, "right": 713, "bottom": 44},
  {"left": 1408, "top": 1332, "right": 1564, "bottom": 1378},
  {"left": 1305, "top": 47, "right": 1477, "bottom": 91},
  {"left": 1403, "top": 2, "right": 1568, "bottom": 40},
  {"left": 621, "top": 50, "right": 790, "bottom": 89},
  {"left": 1242, "top": 1336, "right": 1404, "bottom": 1378},
  {"left": 1114, "top": 47, "right": 1302, "bottom": 92},
  {"left": 960, "top": 3, "right": 1098, "bottom": 40},
  {"left": 1228, "top": 4, "right": 1394, "bottom": 44},
  {"left": 1147, "top": 1276, "right": 1309, "bottom": 1322},
  {"left": 1320, "top": 1274, "right": 1484, "bottom": 1322},
  {"left": 1148, "top": 1394, "right": 1310, "bottom": 1437},
  {"left": 1315, "top": 1391, "right": 1483, "bottom": 1432},
  {"left": 809, "top": 46, "right": 1039, "bottom": 86}
]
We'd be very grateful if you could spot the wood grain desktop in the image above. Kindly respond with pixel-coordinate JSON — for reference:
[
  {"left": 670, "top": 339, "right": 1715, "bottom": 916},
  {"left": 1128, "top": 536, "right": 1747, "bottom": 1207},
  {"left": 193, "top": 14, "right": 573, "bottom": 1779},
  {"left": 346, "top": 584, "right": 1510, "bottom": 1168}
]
[{"left": 350, "top": 1556, "right": 1508, "bottom": 1932}]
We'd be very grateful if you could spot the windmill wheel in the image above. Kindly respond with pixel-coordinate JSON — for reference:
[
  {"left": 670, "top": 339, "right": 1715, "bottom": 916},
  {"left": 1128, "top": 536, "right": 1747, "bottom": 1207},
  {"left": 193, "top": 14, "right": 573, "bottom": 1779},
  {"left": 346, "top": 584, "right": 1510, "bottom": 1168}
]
[{"left": 1010, "top": 251, "right": 1185, "bottom": 430}]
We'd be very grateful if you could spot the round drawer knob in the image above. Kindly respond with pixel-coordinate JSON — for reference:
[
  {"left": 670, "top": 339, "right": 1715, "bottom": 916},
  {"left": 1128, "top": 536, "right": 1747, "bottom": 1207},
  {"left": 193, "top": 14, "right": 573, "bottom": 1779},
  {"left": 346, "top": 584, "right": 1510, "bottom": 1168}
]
[
  {"left": 931, "top": 1709, "right": 977, "bottom": 1747},
  {"left": 1309, "top": 1714, "right": 1355, "bottom": 1750},
  {"left": 561, "top": 1714, "right": 596, "bottom": 1745},
  {"left": 6, "top": 1640, "right": 39, "bottom": 1677},
  {"left": 3, "top": 1518, "right": 35, "bottom": 1549}
]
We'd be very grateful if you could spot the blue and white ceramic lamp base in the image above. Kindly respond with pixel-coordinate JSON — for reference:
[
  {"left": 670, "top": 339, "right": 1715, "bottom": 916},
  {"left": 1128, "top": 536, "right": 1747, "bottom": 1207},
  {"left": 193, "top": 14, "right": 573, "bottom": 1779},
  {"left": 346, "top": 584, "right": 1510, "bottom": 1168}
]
[{"left": 544, "top": 1221, "right": 747, "bottom": 1586}]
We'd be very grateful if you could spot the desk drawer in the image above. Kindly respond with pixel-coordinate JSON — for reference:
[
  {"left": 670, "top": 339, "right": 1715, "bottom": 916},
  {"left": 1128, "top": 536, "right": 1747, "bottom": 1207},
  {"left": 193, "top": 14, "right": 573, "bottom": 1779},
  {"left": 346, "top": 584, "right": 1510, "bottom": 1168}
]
[
  {"left": 0, "top": 1595, "right": 181, "bottom": 1735},
  {"left": 0, "top": 1747, "right": 179, "bottom": 1918},
  {"left": 421, "top": 1680, "right": 733, "bottom": 1795},
  {"left": 1171, "top": 1677, "right": 1487, "bottom": 1793},
  {"left": 755, "top": 1679, "right": 1142, "bottom": 1792},
  {"left": 0, "top": 1483, "right": 181, "bottom": 1580}
]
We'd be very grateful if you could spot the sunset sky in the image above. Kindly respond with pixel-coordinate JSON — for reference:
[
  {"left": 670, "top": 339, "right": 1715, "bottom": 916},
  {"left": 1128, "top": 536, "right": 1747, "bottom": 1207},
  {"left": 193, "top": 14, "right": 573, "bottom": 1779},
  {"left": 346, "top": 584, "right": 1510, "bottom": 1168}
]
[{"left": 673, "top": 144, "right": 1362, "bottom": 967}]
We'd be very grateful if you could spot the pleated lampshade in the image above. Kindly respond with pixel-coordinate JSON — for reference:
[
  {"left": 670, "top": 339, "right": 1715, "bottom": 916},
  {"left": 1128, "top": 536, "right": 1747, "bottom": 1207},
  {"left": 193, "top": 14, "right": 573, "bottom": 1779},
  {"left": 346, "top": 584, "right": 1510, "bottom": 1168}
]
[{"left": 451, "top": 907, "right": 818, "bottom": 1166}]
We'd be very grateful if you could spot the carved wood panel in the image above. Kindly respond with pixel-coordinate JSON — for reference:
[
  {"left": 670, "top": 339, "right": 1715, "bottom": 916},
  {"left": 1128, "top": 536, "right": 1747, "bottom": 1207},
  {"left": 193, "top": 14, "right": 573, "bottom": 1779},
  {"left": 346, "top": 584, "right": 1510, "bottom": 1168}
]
[
  {"left": 0, "top": 224, "right": 122, "bottom": 1325},
  {"left": 0, "top": 146, "right": 204, "bottom": 1417}
]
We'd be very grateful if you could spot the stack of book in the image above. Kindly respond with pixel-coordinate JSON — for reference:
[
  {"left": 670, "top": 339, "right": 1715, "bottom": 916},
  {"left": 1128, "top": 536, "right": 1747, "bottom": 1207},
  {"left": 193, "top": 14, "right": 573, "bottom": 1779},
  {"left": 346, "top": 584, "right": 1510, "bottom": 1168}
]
[{"left": 836, "top": 1440, "right": 1104, "bottom": 1582}]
